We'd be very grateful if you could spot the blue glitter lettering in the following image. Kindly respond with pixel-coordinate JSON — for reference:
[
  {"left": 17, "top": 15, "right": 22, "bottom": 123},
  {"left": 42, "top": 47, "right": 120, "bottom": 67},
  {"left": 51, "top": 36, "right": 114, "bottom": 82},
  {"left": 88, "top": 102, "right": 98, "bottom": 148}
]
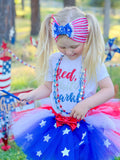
[
  {"left": 66, "top": 94, "right": 70, "bottom": 101},
  {"left": 69, "top": 93, "right": 74, "bottom": 102},
  {"left": 59, "top": 95, "right": 65, "bottom": 102}
]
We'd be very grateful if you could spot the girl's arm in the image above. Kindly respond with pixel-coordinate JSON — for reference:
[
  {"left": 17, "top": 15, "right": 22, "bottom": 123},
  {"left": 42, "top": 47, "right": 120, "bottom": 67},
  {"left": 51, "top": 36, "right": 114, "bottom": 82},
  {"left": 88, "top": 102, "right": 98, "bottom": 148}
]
[
  {"left": 85, "top": 76, "right": 114, "bottom": 109},
  {"left": 70, "top": 77, "right": 115, "bottom": 119},
  {"left": 18, "top": 81, "right": 52, "bottom": 102}
]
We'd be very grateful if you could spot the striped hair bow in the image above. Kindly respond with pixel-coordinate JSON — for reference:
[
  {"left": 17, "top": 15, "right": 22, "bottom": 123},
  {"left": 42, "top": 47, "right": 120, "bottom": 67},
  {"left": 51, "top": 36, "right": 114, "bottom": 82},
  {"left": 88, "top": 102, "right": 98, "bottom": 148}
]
[{"left": 51, "top": 15, "right": 89, "bottom": 43}]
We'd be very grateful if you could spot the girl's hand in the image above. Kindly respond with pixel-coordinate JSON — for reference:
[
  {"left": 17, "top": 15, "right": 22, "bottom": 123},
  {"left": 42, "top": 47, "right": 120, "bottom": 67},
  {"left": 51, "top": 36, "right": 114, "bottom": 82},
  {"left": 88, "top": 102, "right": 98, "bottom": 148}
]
[
  {"left": 18, "top": 93, "right": 32, "bottom": 106},
  {"left": 70, "top": 101, "right": 89, "bottom": 120}
]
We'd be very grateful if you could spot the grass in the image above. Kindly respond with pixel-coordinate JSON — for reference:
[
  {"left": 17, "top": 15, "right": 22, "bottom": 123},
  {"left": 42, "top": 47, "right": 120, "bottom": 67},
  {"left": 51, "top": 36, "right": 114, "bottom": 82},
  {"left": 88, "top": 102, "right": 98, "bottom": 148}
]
[
  {"left": 11, "top": 63, "right": 37, "bottom": 91},
  {"left": 0, "top": 141, "right": 27, "bottom": 160},
  {"left": 106, "top": 53, "right": 120, "bottom": 98}
]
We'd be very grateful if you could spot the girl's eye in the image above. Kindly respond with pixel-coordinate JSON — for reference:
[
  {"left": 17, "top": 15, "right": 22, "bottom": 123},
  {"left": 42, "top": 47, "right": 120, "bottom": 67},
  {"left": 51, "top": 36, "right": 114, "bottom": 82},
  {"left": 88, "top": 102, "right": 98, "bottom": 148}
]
[
  {"left": 60, "top": 47, "right": 66, "bottom": 49},
  {"left": 71, "top": 45, "right": 79, "bottom": 49},
  {"left": 71, "top": 46, "right": 77, "bottom": 49}
]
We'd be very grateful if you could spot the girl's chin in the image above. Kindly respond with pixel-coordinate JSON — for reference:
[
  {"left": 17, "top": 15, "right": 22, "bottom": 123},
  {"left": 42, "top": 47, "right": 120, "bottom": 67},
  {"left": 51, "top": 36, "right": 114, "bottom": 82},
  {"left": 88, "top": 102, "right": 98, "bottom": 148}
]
[{"left": 67, "top": 54, "right": 80, "bottom": 60}]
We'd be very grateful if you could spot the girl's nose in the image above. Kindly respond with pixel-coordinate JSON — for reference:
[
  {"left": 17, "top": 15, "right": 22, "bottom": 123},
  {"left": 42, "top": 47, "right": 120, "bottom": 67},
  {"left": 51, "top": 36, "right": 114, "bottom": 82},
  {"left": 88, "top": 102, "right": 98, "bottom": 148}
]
[{"left": 65, "top": 49, "right": 73, "bottom": 55}]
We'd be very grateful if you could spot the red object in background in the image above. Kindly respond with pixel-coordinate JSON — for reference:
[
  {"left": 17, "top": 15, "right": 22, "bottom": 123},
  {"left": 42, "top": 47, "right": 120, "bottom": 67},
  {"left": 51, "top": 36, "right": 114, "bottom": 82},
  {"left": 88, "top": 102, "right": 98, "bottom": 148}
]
[
  {"left": 1, "top": 42, "right": 7, "bottom": 50},
  {"left": 1, "top": 134, "right": 11, "bottom": 151},
  {"left": 30, "top": 36, "right": 38, "bottom": 48}
]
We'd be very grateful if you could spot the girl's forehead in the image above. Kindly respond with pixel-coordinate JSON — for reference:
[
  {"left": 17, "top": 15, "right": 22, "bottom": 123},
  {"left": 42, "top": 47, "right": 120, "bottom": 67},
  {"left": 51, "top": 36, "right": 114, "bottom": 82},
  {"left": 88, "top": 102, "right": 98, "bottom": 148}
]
[{"left": 57, "top": 36, "right": 81, "bottom": 46}]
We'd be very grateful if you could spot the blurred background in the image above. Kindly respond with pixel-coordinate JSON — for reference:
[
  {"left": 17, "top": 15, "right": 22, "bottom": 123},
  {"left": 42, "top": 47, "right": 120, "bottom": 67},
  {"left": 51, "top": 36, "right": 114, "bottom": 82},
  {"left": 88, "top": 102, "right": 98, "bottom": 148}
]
[{"left": 0, "top": 0, "right": 120, "bottom": 97}]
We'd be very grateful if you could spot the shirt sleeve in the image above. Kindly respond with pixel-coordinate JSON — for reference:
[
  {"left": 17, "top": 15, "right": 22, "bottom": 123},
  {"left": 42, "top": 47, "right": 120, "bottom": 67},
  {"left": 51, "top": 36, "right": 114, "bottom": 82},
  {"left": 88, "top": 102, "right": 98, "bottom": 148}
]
[{"left": 96, "top": 63, "right": 109, "bottom": 82}]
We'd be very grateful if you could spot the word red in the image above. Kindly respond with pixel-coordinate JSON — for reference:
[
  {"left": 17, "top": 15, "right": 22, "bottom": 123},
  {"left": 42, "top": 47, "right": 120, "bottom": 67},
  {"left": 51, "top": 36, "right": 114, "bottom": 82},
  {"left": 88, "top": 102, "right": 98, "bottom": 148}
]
[{"left": 57, "top": 68, "right": 77, "bottom": 81}]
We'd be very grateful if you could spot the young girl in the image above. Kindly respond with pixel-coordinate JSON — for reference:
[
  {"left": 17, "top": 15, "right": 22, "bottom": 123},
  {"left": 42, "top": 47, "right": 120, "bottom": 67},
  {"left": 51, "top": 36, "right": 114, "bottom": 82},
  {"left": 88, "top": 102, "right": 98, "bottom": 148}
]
[{"left": 12, "top": 7, "right": 120, "bottom": 160}]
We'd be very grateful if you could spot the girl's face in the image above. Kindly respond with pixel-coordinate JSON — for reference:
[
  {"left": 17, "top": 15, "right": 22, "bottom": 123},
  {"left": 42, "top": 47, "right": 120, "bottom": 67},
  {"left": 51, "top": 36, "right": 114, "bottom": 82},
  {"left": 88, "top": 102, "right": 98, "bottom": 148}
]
[{"left": 56, "top": 36, "right": 84, "bottom": 60}]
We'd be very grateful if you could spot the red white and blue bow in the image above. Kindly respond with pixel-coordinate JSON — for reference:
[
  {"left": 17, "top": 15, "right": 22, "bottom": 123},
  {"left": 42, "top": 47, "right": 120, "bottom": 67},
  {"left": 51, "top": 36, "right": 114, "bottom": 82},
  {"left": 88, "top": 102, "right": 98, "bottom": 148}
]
[
  {"left": 52, "top": 16, "right": 88, "bottom": 43},
  {"left": 53, "top": 23, "right": 72, "bottom": 38},
  {"left": 105, "top": 38, "right": 120, "bottom": 62}
]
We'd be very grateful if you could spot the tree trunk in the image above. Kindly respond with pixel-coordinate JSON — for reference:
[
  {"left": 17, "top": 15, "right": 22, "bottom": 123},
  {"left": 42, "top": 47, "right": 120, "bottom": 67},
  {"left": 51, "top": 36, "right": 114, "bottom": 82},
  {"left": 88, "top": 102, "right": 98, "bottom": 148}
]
[
  {"left": 31, "top": 0, "right": 40, "bottom": 36},
  {"left": 22, "top": 0, "right": 24, "bottom": 10},
  {"left": 103, "top": 0, "right": 111, "bottom": 40},
  {"left": 64, "top": 0, "right": 76, "bottom": 7},
  {"left": 0, "top": 0, "right": 16, "bottom": 45}
]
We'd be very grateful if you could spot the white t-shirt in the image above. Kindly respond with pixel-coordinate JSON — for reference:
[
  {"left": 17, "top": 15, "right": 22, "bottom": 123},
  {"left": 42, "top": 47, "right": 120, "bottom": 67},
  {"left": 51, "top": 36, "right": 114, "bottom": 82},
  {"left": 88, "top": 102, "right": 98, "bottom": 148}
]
[{"left": 46, "top": 52, "right": 109, "bottom": 116}]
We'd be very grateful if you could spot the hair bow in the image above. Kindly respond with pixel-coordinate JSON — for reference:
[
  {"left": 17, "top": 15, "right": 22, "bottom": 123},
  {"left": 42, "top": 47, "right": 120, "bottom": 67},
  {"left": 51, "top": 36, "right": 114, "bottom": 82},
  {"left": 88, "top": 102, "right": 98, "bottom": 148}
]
[
  {"left": 53, "top": 22, "right": 73, "bottom": 38},
  {"left": 51, "top": 16, "right": 88, "bottom": 43}
]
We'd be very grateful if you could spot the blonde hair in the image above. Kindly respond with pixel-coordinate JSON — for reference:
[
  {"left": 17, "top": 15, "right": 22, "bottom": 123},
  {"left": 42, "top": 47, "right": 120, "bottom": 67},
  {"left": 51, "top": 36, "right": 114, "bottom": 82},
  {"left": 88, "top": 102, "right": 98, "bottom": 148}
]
[
  {"left": 36, "top": 14, "right": 53, "bottom": 83},
  {"left": 36, "top": 7, "right": 105, "bottom": 83},
  {"left": 83, "top": 13, "right": 105, "bottom": 81}
]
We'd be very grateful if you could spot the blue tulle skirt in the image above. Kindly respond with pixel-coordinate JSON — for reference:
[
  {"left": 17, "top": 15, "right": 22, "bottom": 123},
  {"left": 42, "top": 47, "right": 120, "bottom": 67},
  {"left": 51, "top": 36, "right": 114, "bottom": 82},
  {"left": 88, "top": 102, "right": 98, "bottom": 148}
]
[{"left": 11, "top": 102, "right": 120, "bottom": 160}]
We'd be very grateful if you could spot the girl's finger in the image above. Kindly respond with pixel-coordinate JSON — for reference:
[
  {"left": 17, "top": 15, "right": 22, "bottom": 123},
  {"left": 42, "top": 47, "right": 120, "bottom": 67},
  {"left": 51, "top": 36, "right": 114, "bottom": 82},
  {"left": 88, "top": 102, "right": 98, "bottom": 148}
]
[
  {"left": 81, "top": 114, "right": 85, "bottom": 120},
  {"left": 70, "top": 109, "right": 74, "bottom": 117},
  {"left": 73, "top": 113, "right": 78, "bottom": 119},
  {"left": 77, "top": 115, "right": 81, "bottom": 120}
]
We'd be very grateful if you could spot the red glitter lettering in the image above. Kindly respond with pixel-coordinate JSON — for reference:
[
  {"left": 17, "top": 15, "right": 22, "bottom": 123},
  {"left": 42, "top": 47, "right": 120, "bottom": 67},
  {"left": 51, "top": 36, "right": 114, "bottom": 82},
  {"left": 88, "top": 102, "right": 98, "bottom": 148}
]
[{"left": 57, "top": 68, "right": 76, "bottom": 81}]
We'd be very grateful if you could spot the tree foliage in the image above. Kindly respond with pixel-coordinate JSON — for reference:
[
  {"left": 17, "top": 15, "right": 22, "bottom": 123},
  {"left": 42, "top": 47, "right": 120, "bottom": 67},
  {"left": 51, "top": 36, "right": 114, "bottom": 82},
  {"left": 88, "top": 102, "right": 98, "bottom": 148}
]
[
  {"left": 111, "top": 0, "right": 120, "bottom": 8},
  {"left": 89, "top": 0, "right": 120, "bottom": 8}
]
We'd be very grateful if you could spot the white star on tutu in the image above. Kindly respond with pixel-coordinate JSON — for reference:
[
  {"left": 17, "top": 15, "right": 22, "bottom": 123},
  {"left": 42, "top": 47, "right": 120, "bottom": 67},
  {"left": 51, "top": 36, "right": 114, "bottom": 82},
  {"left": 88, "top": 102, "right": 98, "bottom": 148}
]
[
  {"left": 104, "top": 139, "right": 111, "bottom": 148},
  {"left": 82, "top": 132, "right": 86, "bottom": 140},
  {"left": 54, "top": 123, "right": 57, "bottom": 128},
  {"left": 77, "top": 123, "right": 80, "bottom": 128},
  {"left": 43, "top": 134, "right": 51, "bottom": 142},
  {"left": 36, "top": 150, "right": 42, "bottom": 157},
  {"left": 61, "top": 147, "right": 70, "bottom": 157},
  {"left": 63, "top": 128, "right": 71, "bottom": 135},
  {"left": 79, "top": 140, "right": 84, "bottom": 146},
  {"left": 39, "top": 120, "right": 46, "bottom": 127},
  {"left": 25, "top": 133, "right": 33, "bottom": 141}
]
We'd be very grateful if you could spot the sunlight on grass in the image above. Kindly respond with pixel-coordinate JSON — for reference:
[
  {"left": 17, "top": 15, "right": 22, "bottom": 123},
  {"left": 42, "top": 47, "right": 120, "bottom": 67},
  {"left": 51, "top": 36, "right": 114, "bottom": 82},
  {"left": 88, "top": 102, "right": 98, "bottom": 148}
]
[
  {"left": 41, "top": 7, "right": 61, "bottom": 12},
  {"left": 16, "top": 27, "right": 30, "bottom": 32},
  {"left": 16, "top": 18, "right": 30, "bottom": 27},
  {"left": 15, "top": 18, "right": 31, "bottom": 40},
  {"left": 111, "top": 15, "right": 120, "bottom": 19},
  {"left": 16, "top": 6, "right": 31, "bottom": 17},
  {"left": 109, "top": 25, "right": 120, "bottom": 40},
  {"left": 112, "top": 54, "right": 120, "bottom": 63},
  {"left": 16, "top": 32, "right": 30, "bottom": 40},
  {"left": 11, "top": 64, "right": 38, "bottom": 91}
]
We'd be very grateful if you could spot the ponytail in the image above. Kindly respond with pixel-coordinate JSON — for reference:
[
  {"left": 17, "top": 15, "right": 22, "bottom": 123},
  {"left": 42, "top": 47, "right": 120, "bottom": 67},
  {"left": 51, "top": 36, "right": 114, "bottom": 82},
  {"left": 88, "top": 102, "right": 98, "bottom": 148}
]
[
  {"left": 82, "top": 13, "right": 105, "bottom": 81},
  {"left": 36, "top": 14, "right": 53, "bottom": 83}
]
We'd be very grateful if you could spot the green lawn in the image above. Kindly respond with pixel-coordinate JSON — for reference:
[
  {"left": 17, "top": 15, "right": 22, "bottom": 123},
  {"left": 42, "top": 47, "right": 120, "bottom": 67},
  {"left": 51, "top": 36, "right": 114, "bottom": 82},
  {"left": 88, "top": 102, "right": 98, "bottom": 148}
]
[
  {"left": 0, "top": 141, "right": 27, "bottom": 160},
  {"left": 11, "top": 63, "right": 37, "bottom": 91}
]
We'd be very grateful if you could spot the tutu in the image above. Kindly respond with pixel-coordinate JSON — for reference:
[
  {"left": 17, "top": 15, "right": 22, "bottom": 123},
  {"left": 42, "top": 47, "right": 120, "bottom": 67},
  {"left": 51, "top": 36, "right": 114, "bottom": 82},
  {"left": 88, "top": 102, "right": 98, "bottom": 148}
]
[{"left": 11, "top": 100, "right": 120, "bottom": 160}]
